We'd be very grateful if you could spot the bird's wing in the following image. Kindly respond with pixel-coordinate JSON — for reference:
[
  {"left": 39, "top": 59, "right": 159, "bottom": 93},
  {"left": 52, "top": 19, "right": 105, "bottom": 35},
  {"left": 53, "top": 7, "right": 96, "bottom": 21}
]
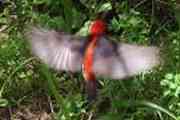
[
  {"left": 26, "top": 27, "right": 87, "bottom": 72},
  {"left": 93, "top": 37, "right": 160, "bottom": 79}
]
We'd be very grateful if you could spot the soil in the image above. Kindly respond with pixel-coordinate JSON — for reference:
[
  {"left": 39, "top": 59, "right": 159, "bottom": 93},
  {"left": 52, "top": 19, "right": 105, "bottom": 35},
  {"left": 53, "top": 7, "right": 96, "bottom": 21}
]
[{"left": 0, "top": 95, "right": 53, "bottom": 120}]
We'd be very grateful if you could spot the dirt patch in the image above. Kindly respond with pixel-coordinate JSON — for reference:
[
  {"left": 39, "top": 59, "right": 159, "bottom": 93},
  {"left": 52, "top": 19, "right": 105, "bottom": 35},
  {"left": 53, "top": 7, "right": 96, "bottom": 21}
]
[{"left": 0, "top": 95, "right": 53, "bottom": 120}]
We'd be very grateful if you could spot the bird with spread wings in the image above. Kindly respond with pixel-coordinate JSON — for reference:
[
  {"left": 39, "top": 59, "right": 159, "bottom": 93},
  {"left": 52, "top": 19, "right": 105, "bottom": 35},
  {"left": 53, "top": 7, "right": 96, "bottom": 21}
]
[{"left": 26, "top": 20, "right": 160, "bottom": 101}]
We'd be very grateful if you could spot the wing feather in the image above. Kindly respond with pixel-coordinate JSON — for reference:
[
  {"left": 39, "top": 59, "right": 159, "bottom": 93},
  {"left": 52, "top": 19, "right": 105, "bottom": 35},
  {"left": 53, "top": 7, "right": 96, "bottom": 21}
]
[
  {"left": 26, "top": 27, "right": 86, "bottom": 72},
  {"left": 26, "top": 28, "right": 160, "bottom": 79},
  {"left": 93, "top": 37, "right": 160, "bottom": 79}
]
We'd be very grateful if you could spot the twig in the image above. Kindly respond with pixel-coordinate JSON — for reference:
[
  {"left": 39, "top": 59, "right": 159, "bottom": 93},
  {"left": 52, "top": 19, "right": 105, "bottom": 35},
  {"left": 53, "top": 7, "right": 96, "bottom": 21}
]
[
  {"left": 87, "top": 111, "right": 94, "bottom": 120},
  {"left": 134, "top": 0, "right": 148, "bottom": 9},
  {"left": 0, "top": 25, "right": 8, "bottom": 32},
  {"left": 48, "top": 96, "right": 54, "bottom": 114},
  {"left": 7, "top": 107, "right": 12, "bottom": 120}
]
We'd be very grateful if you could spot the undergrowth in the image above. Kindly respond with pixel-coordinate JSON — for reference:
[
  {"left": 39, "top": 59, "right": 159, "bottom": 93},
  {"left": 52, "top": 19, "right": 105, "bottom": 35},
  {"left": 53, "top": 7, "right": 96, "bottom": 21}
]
[{"left": 0, "top": 0, "right": 180, "bottom": 119}]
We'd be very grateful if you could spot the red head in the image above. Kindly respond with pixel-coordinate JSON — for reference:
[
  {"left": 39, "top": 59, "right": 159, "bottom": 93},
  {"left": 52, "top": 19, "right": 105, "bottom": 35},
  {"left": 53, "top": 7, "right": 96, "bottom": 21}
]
[{"left": 90, "top": 19, "right": 106, "bottom": 35}]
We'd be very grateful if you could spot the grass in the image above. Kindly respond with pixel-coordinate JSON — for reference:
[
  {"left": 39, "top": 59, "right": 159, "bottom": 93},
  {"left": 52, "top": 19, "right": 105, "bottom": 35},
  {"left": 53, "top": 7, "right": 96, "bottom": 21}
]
[{"left": 0, "top": 0, "right": 180, "bottom": 119}]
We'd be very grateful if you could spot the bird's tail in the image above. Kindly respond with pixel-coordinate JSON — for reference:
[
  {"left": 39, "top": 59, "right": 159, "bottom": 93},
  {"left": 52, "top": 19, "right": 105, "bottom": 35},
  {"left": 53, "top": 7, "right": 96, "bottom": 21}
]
[{"left": 85, "top": 79, "right": 97, "bottom": 102}]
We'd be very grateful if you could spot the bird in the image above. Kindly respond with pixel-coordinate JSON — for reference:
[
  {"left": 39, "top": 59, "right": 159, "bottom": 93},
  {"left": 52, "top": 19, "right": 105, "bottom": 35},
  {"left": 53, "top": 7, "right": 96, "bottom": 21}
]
[{"left": 25, "top": 19, "right": 160, "bottom": 101}]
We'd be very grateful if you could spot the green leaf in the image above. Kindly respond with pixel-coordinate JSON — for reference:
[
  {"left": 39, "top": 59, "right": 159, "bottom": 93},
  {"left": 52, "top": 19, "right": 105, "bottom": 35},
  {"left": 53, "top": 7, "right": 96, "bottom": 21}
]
[
  {"left": 0, "top": 17, "right": 7, "bottom": 24},
  {"left": 76, "top": 20, "right": 91, "bottom": 36},
  {"left": 97, "top": 2, "right": 112, "bottom": 13},
  {"left": 138, "top": 101, "right": 177, "bottom": 120},
  {"left": 33, "top": 0, "right": 47, "bottom": 5},
  {"left": 0, "top": 98, "right": 8, "bottom": 107},
  {"left": 40, "top": 64, "right": 64, "bottom": 107},
  {"left": 165, "top": 73, "right": 174, "bottom": 80},
  {"left": 129, "top": 17, "right": 140, "bottom": 26},
  {"left": 0, "top": 58, "right": 35, "bottom": 97}
]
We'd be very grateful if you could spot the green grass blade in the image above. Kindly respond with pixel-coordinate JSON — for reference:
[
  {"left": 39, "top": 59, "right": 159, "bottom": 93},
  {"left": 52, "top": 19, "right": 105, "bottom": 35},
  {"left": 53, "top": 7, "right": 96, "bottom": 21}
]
[
  {"left": 40, "top": 64, "right": 64, "bottom": 108},
  {"left": 137, "top": 101, "right": 177, "bottom": 120},
  {"left": 0, "top": 57, "right": 35, "bottom": 98}
]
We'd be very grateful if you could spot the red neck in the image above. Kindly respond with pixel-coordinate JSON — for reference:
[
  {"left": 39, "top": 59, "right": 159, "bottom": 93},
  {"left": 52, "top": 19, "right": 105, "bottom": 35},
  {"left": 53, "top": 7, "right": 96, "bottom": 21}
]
[{"left": 90, "top": 19, "right": 106, "bottom": 36}]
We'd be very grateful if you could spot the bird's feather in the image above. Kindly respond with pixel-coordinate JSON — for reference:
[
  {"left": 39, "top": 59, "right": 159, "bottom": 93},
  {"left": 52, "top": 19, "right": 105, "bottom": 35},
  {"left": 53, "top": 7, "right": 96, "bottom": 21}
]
[
  {"left": 93, "top": 37, "right": 160, "bottom": 79},
  {"left": 26, "top": 28, "right": 160, "bottom": 79},
  {"left": 26, "top": 27, "right": 86, "bottom": 72}
]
